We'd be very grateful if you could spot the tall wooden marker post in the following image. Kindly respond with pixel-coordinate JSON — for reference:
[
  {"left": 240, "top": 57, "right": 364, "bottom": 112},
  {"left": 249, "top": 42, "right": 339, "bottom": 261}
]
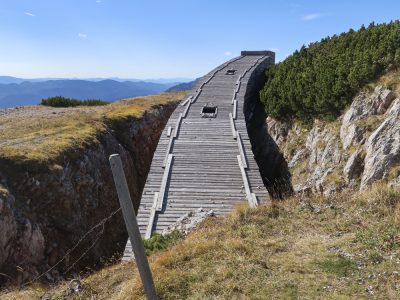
[{"left": 109, "top": 154, "right": 157, "bottom": 300}]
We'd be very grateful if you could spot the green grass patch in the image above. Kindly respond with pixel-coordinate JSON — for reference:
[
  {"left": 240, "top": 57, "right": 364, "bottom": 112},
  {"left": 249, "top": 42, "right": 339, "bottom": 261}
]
[
  {"left": 316, "top": 256, "right": 358, "bottom": 277},
  {"left": 143, "top": 231, "right": 184, "bottom": 256}
]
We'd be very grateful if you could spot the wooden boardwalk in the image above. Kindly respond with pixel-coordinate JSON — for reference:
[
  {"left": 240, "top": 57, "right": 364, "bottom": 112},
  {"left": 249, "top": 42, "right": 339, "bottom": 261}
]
[{"left": 123, "top": 52, "right": 274, "bottom": 260}]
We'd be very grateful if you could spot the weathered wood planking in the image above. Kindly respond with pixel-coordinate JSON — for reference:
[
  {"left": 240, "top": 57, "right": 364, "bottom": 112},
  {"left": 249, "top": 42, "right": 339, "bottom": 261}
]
[{"left": 123, "top": 54, "right": 274, "bottom": 261}]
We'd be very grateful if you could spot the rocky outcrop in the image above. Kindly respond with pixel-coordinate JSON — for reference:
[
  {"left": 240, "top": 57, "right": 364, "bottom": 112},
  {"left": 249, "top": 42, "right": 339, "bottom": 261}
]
[
  {"left": 161, "top": 208, "right": 215, "bottom": 236},
  {"left": 361, "top": 98, "right": 400, "bottom": 189},
  {"left": 343, "top": 149, "right": 365, "bottom": 184},
  {"left": 267, "top": 85, "right": 400, "bottom": 196},
  {"left": 340, "top": 86, "right": 395, "bottom": 150},
  {"left": 0, "top": 102, "right": 177, "bottom": 285}
]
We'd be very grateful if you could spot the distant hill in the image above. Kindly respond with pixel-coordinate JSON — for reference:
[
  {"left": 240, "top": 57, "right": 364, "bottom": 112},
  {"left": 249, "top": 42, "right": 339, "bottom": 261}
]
[
  {"left": 0, "top": 76, "right": 27, "bottom": 84},
  {"left": 0, "top": 79, "right": 177, "bottom": 108},
  {"left": 166, "top": 79, "right": 198, "bottom": 92}
]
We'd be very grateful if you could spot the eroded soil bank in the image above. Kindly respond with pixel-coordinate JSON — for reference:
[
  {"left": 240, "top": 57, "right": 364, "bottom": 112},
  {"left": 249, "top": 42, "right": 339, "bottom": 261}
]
[{"left": 0, "top": 101, "right": 178, "bottom": 285}]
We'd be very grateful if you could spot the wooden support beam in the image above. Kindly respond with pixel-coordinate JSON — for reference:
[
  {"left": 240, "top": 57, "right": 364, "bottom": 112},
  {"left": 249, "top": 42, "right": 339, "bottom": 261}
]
[
  {"left": 235, "top": 81, "right": 241, "bottom": 93},
  {"left": 174, "top": 113, "right": 183, "bottom": 138},
  {"left": 237, "top": 132, "right": 248, "bottom": 169},
  {"left": 167, "top": 126, "right": 172, "bottom": 137},
  {"left": 191, "top": 89, "right": 202, "bottom": 103},
  {"left": 251, "top": 193, "right": 258, "bottom": 208},
  {"left": 233, "top": 100, "right": 237, "bottom": 119},
  {"left": 180, "top": 96, "right": 192, "bottom": 106},
  {"left": 158, "top": 154, "right": 174, "bottom": 211},
  {"left": 163, "top": 129, "right": 174, "bottom": 168},
  {"left": 182, "top": 101, "right": 190, "bottom": 118},
  {"left": 145, "top": 192, "right": 159, "bottom": 239},
  {"left": 229, "top": 113, "right": 237, "bottom": 140},
  {"left": 109, "top": 154, "right": 157, "bottom": 300},
  {"left": 236, "top": 155, "right": 255, "bottom": 208}
]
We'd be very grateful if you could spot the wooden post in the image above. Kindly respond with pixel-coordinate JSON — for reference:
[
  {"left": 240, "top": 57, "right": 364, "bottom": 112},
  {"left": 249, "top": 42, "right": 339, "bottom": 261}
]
[{"left": 109, "top": 154, "right": 157, "bottom": 300}]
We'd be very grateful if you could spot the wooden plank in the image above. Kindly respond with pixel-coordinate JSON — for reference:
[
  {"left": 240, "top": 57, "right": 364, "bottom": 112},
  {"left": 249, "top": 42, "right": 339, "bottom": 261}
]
[
  {"left": 182, "top": 101, "right": 191, "bottom": 118},
  {"left": 191, "top": 89, "right": 202, "bottom": 103},
  {"left": 235, "top": 81, "right": 241, "bottom": 93},
  {"left": 145, "top": 192, "right": 159, "bottom": 239},
  {"left": 233, "top": 100, "right": 237, "bottom": 119},
  {"left": 163, "top": 131, "right": 174, "bottom": 168},
  {"left": 229, "top": 113, "right": 237, "bottom": 140},
  {"left": 231, "top": 91, "right": 236, "bottom": 104},
  {"left": 251, "top": 193, "right": 259, "bottom": 208},
  {"left": 180, "top": 96, "right": 192, "bottom": 106},
  {"left": 167, "top": 126, "right": 172, "bottom": 137},
  {"left": 174, "top": 113, "right": 183, "bottom": 138},
  {"left": 236, "top": 155, "right": 255, "bottom": 208},
  {"left": 237, "top": 132, "right": 248, "bottom": 169},
  {"left": 158, "top": 154, "right": 174, "bottom": 211}
]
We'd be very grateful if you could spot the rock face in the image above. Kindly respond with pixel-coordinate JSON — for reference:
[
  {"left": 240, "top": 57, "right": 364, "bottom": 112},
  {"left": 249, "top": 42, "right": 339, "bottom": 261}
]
[
  {"left": 0, "top": 103, "right": 177, "bottom": 285},
  {"left": 343, "top": 149, "right": 365, "bottom": 184},
  {"left": 267, "top": 85, "right": 400, "bottom": 196},
  {"left": 340, "top": 86, "right": 395, "bottom": 150},
  {"left": 361, "top": 98, "right": 400, "bottom": 189}
]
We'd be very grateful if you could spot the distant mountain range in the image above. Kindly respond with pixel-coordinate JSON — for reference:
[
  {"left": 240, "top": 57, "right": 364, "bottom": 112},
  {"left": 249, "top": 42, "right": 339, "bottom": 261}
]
[
  {"left": 0, "top": 76, "right": 193, "bottom": 85},
  {"left": 166, "top": 79, "right": 198, "bottom": 92},
  {"left": 0, "top": 77, "right": 194, "bottom": 108}
]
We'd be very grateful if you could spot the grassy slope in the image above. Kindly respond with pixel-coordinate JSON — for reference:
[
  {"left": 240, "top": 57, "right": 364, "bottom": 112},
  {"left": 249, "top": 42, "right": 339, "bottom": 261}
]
[
  {"left": 0, "top": 92, "right": 186, "bottom": 164},
  {"left": 3, "top": 184, "right": 400, "bottom": 299}
]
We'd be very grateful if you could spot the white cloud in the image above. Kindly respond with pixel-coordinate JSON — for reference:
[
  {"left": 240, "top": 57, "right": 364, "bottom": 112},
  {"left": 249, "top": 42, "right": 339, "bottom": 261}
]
[
  {"left": 24, "top": 12, "right": 35, "bottom": 17},
  {"left": 269, "top": 48, "right": 279, "bottom": 52},
  {"left": 96, "top": 0, "right": 102, "bottom": 3},
  {"left": 78, "top": 33, "right": 88, "bottom": 38},
  {"left": 301, "top": 13, "right": 325, "bottom": 21},
  {"left": 224, "top": 51, "right": 232, "bottom": 56}
]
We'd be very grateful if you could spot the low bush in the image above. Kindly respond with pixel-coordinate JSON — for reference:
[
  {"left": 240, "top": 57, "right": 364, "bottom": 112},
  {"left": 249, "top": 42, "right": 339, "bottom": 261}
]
[{"left": 40, "top": 96, "right": 109, "bottom": 107}]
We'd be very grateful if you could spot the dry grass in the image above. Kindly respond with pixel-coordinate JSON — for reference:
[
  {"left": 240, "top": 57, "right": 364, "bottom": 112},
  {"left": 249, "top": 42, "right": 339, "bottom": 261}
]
[
  {"left": 0, "top": 92, "right": 186, "bottom": 164},
  {"left": 3, "top": 184, "right": 400, "bottom": 299}
]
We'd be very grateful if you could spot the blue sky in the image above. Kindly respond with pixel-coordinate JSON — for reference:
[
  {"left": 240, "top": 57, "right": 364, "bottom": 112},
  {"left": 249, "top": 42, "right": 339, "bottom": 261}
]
[{"left": 0, "top": 0, "right": 399, "bottom": 79}]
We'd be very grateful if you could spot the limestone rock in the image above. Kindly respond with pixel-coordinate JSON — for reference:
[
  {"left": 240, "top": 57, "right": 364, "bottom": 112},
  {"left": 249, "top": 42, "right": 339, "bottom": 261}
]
[
  {"left": 288, "top": 149, "right": 308, "bottom": 168},
  {"left": 271, "top": 85, "right": 398, "bottom": 197},
  {"left": 340, "top": 86, "right": 395, "bottom": 150},
  {"left": 266, "top": 117, "right": 292, "bottom": 147},
  {"left": 343, "top": 148, "right": 365, "bottom": 183},
  {"left": 389, "top": 175, "right": 400, "bottom": 189},
  {"left": 162, "top": 208, "right": 215, "bottom": 235},
  {"left": 361, "top": 98, "right": 400, "bottom": 190},
  {"left": 306, "top": 123, "right": 342, "bottom": 168}
]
